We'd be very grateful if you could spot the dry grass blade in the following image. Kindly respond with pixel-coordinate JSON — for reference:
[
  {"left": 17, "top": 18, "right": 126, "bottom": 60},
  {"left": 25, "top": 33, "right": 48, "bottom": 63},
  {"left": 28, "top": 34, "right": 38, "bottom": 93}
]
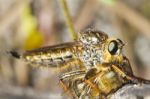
[{"left": 60, "top": 0, "right": 77, "bottom": 40}]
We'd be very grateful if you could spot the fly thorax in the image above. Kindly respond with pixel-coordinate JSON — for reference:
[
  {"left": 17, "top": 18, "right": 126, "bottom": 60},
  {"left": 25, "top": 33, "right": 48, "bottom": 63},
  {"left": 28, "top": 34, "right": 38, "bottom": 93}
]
[{"left": 79, "top": 45, "right": 103, "bottom": 69}]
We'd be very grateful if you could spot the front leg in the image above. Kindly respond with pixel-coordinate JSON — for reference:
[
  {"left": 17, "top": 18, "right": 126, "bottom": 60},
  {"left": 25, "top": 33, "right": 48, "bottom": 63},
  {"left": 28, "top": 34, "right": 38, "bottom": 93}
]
[
  {"left": 82, "top": 68, "right": 110, "bottom": 99},
  {"left": 111, "top": 65, "right": 150, "bottom": 84}
]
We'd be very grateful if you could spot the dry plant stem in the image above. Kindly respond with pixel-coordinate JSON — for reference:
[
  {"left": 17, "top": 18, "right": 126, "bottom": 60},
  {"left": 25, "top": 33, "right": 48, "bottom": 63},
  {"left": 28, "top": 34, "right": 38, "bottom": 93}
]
[
  {"left": 60, "top": 0, "right": 77, "bottom": 40},
  {"left": 100, "top": 1, "right": 150, "bottom": 39},
  {"left": 0, "top": 0, "right": 32, "bottom": 34}
]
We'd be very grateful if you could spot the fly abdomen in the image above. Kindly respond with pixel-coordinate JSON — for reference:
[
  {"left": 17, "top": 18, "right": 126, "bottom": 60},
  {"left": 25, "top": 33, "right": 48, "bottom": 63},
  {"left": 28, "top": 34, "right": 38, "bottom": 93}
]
[{"left": 21, "top": 42, "right": 81, "bottom": 68}]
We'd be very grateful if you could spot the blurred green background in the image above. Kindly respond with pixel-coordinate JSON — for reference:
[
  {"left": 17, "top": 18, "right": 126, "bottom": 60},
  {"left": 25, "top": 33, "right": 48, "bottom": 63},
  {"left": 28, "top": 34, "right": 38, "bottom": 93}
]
[{"left": 0, "top": 0, "right": 150, "bottom": 99}]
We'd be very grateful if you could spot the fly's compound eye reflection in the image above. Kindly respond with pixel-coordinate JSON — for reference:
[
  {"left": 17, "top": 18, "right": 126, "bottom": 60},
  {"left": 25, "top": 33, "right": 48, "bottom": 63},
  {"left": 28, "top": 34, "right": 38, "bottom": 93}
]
[
  {"left": 108, "top": 40, "right": 119, "bottom": 55},
  {"left": 107, "top": 38, "right": 125, "bottom": 56}
]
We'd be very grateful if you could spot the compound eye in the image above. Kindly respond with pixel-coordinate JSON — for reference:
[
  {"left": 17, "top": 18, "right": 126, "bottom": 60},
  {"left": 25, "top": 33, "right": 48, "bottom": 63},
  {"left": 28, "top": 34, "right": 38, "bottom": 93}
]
[{"left": 108, "top": 40, "right": 118, "bottom": 55}]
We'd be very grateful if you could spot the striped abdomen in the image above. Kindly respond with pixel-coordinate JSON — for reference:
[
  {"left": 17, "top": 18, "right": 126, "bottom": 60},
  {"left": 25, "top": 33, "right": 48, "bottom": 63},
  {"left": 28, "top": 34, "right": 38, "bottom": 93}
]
[{"left": 21, "top": 42, "right": 83, "bottom": 68}]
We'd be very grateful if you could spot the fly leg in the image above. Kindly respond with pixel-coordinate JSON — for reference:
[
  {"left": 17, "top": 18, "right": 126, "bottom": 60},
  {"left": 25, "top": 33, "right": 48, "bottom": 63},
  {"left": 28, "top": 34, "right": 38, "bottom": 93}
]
[
  {"left": 59, "top": 70, "right": 86, "bottom": 98},
  {"left": 59, "top": 79, "right": 75, "bottom": 98},
  {"left": 84, "top": 68, "right": 99, "bottom": 91},
  {"left": 84, "top": 68, "right": 107, "bottom": 92},
  {"left": 111, "top": 65, "right": 150, "bottom": 84},
  {"left": 80, "top": 68, "right": 111, "bottom": 99},
  {"left": 112, "top": 65, "right": 133, "bottom": 80}
]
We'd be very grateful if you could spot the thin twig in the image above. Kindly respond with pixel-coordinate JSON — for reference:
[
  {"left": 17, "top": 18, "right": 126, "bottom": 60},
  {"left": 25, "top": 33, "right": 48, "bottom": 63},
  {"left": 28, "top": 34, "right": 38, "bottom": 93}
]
[{"left": 60, "top": 0, "right": 78, "bottom": 40}]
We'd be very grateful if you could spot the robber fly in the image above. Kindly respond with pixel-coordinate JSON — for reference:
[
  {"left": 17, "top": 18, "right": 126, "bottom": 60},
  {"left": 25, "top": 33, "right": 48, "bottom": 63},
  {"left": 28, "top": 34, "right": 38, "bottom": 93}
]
[{"left": 10, "top": 30, "right": 150, "bottom": 99}]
